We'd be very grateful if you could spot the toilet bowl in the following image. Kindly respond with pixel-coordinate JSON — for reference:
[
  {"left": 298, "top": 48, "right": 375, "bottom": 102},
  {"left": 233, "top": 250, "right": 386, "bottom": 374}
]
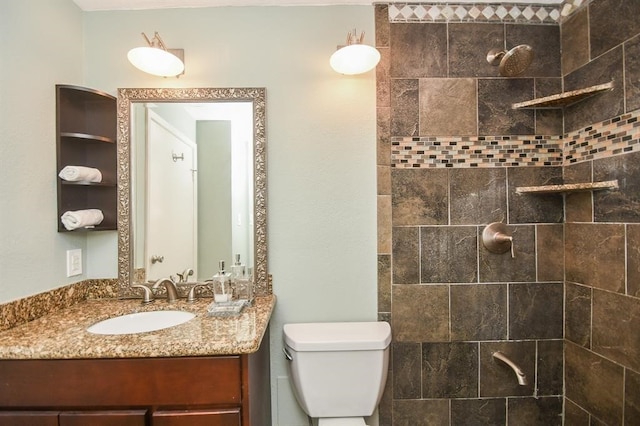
[{"left": 283, "top": 321, "right": 391, "bottom": 426}]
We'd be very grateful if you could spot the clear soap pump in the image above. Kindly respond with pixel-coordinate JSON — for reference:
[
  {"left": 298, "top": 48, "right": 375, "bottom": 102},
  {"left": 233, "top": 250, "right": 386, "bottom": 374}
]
[
  {"left": 232, "top": 254, "right": 253, "bottom": 306},
  {"left": 212, "top": 260, "right": 232, "bottom": 303},
  {"left": 231, "top": 254, "right": 246, "bottom": 278}
]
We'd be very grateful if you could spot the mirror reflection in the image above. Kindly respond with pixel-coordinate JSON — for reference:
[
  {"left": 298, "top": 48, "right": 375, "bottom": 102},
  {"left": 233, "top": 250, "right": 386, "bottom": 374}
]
[
  {"left": 117, "top": 88, "right": 268, "bottom": 298},
  {"left": 132, "top": 102, "right": 254, "bottom": 282}
]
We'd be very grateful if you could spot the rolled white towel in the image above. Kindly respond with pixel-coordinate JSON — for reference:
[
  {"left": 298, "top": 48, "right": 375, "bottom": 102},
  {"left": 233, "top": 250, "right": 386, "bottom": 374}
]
[
  {"left": 61, "top": 209, "right": 104, "bottom": 231},
  {"left": 58, "top": 166, "right": 102, "bottom": 183}
]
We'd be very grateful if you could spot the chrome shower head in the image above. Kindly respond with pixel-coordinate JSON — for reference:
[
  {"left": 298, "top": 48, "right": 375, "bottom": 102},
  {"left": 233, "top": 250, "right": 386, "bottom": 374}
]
[{"left": 486, "top": 44, "right": 534, "bottom": 77}]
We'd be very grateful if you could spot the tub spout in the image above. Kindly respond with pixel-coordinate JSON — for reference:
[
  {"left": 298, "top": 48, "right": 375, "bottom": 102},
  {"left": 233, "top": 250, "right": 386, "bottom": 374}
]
[{"left": 492, "top": 351, "right": 527, "bottom": 386}]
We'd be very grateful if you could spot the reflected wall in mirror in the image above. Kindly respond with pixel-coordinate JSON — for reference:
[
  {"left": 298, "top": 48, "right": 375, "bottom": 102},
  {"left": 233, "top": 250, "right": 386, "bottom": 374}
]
[{"left": 117, "top": 88, "right": 268, "bottom": 298}]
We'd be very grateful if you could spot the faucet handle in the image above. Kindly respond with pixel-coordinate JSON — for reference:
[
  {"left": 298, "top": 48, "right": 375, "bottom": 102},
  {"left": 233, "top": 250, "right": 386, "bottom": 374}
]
[
  {"left": 187, "top": 283, "right": 210, "bottom": 303},
  {"left": 131, "top": 284, "right": 154, "bottom": 304}
]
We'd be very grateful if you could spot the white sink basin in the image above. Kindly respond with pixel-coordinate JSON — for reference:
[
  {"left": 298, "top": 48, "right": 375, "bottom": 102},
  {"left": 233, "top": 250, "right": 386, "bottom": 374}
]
[{"left": 87, "top": 310, "right": 195, "bottom": 335}]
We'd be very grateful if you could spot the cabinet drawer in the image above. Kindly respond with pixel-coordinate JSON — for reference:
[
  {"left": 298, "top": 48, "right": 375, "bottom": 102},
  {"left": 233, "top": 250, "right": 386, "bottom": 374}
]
[
  {"left": 152, "top": 408, "right": 241, "bottom": 426},
  {"left": 0, "top": 411, "right": 59, "bottom": 426},
  {"left": 59, "top": 410, "right": 146, "bottom": 426},
  {"left": 0, "top": 357, "right": 242, "bottom": 407}
]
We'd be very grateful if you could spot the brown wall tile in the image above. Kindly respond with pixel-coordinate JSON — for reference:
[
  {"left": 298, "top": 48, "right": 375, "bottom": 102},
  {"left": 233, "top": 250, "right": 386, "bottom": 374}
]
[
  {"left": 479, "top": 225, "right": 536, "bottom": 283},
  {"left": 561, "top": 7, "right": 589, "bottom": 76},
  {"left": 565, "top": 282, "right": 592, "bottom": 348},
  {"left": 592, "top": 289, "right": 640, "bottom": 372},
  {"left": 392, "top": 342, "right": 421, "bottom": 399},
  {"left": 589, "top": 0, "right": 640, "bottom": 59},
  {"left": 392, "top": 399, "right": 449, "bottom": 425},
  {"left": 509, "top": 282, "right": 563, "bottom": 340},
  {"left": 537, "top": 340, "right": 564, "bottom": 396},
  {"left": 378, "top": 255, "right": 391, "bottom": 313},
  {"left": 506, "top": 24, "right": 560, "bottom": 78},
  {"left": 392, "top": 168, "right": 448, "bottom": 226},
  {"left": 536, "top": 224, "right": 564, "bottom": 281},
  {"left": 421, "top": 226, "right": 477, "bottom": 283},
  {"left": 390, "top": 23, "right": 448, "bottom": 78},
  {"left": 478, "top": 78, "right": 535, "bottom": 135},
  {"left": 564, "top": 46, "right": 625, "bottom": 132},
  {"left": 450, "top": 168, "right": 507, "bottom": 225},
  {"left": 480, "top": 341, "right": 536, "bottom": 397},
  {"left": 422, "top": 342, "right": 478, "bottom": 398},
  {"left": 565, "top": 223, "right": 625, "bottom": 293},
  {"left": 390, "top": 79, "right": 419, "bottom": 136},
  {"left": 392, "top": 226, "right": 419, "bottom": 284},
  {"left": 625, "top": 368, "right": 640, "bottom": 426},
  {"left": 451, "top": 284, "right": 506, "bottom": 341},
  {"left": 564, "top": 399, "right": 590, "bottom": 425},
  {"left": 391, "top": 284, "right": 449, "bottom": 342},
  {"left": 377, "top": 106, "right": 391, "bottom": 165},
  {"left": 378, "top": 195, "right": 392, "bottom": 254},
  {"left": 451, "top": 398, "right": 506, "bottom": 425},
  {"left": 594, "top": 151, "right": 640, "bottom": 223},
  {"left": 507, "top": 166, "right": 564, "bottom": 224},
  {"left": 507, "top": 396, "right": 562, "bottom": 426},
  {"left": 448, "top": 22, "right": 504, "bottom": 78},
  {"left": 627, "top": 224, "right": 640, "bottom": 297},
  {"left": 419, "top": 78, "right": 477, "bottom": 136},
  {"left": 625, "top": 34, "right": 640, "bottom": 112},
  {"left": 565, "top": 341, "right": 624, "bottom": 426}
]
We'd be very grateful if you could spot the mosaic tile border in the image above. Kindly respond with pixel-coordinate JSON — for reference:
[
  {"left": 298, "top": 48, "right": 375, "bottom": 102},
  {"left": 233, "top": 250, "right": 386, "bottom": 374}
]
[
  {"left": 387, "top": 0, "right": 588, "bottom": 24},
  {"left": 391, "top": 135, "right": 563, "bottom": 168},
  {"left": 565, "top": 110, "right": 640, "bottom": 164},
  {"left": 391, "top": 109, "right": 640, "bottom": 168}
]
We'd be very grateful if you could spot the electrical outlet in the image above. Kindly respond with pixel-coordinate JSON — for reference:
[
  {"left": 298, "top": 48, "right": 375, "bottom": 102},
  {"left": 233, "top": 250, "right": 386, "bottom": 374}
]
[{"left": 66, "top": 249, "right": 82, "bottom": 277}]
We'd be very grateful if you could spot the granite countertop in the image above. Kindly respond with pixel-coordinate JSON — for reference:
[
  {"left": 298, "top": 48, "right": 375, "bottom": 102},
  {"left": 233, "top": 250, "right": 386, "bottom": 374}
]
[{"left": 0, "top": 295, "right": 275, "bottom": 359}]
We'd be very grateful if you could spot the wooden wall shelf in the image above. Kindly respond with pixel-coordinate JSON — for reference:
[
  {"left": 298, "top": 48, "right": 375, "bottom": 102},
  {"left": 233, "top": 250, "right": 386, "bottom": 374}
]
[{"left": 56, "top": 85, "right": 117, "bottom": 232}]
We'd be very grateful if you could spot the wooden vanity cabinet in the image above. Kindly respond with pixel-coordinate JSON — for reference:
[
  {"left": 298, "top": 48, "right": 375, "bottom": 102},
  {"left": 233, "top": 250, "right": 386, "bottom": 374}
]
[
  {"left": 56, "top": 84, "right": 117, "bottom": 232},
  {"left": 0, "top": 334, "right": 270, "bottom": 426}
]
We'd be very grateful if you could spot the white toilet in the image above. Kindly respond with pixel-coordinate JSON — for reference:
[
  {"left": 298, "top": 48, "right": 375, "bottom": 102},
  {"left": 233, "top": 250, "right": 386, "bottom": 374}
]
[{"left": 283, "top": 321, "right": 392, "bottom": 426}]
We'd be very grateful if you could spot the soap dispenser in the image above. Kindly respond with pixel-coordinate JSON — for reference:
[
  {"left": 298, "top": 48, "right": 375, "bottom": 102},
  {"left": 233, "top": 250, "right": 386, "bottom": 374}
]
[
  {"left": 212, "top": 260, "right": 232, "bottom": 303},
  {"left": 231, "top": 254, "right": 246, "bottom": 278},
  {"left": 232, "top": 254, "right": 253, "bottom": 306}
]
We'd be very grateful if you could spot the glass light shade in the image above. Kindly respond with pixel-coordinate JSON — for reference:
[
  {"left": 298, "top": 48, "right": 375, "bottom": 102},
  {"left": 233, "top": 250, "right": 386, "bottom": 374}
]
[
  {"left": 330, "top": 44, "right": 381, "bottom": 75},
  {"left": 127, "top": 47, "right": 184, "bottom": 77}
]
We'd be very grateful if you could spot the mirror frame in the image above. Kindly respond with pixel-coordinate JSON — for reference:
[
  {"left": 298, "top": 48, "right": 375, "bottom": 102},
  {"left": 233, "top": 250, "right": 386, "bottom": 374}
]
[{"left": 116, "top": 87, "right": 268, "bottom": 298}]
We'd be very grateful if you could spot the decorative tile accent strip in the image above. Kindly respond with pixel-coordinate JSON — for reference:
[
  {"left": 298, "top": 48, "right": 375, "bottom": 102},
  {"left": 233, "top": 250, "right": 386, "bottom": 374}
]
[
  {"left": 391, "top": 135, "right": 563, "bottom": 168},
  {"left": 390, "top": 109, "right": 640, "bottom": 168},
  {"left": 564, "top": 109, "right": 640, "bottom": 164},
  {"left": 388, "top": 3, "right": 562, "bottom": 24}
]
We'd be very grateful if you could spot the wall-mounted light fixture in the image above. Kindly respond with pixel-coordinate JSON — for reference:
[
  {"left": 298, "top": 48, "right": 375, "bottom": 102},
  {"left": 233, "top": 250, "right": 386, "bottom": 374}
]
[
  {"left": 127, "top": 32, "right": 185, "bottom": 77},
  {"left": 330, "top": 30, "right": 380, "bottom": 75}
]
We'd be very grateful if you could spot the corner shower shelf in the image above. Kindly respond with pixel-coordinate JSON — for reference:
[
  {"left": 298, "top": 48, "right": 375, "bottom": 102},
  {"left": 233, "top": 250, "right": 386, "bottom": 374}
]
[
  {"left": 516, "top": 180, "right": 618, "bottom": 195},
  {"left": 512, "top": 81, "right": 614, "bottom": 110}
]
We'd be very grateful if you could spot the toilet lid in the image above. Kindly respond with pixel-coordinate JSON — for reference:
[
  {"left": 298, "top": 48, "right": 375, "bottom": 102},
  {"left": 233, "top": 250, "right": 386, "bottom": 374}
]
[{"left": 283, "top": 321, "right": 391, "bottom": 351}]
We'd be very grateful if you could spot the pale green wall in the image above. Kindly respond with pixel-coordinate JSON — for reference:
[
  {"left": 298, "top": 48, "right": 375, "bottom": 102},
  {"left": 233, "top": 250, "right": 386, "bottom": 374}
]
[
  {"left": 0, "top": 0, "right": 87, "bottom": 302},
  {"left": 83, "top": 8, "right": 378, "bottom": 424},
  {"left": 1, "top": 3, "right": 377, "bottom": 424}
]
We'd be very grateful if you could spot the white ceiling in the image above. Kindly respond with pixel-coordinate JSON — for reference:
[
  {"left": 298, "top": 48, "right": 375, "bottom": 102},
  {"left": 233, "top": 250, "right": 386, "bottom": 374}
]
[{"left": 73, "top": 0, "right": 563, "bottom": 11}]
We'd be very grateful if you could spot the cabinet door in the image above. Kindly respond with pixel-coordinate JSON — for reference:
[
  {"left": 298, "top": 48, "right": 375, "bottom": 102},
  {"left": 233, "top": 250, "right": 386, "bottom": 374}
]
[
  {"left": 152, "top": 408, "right": 241, "bottom": 426},
  {"left": 0, "top": 411, "right": 59, "bottom": 426},
  {"left": 59, "top": 410, "right": 146, "bottom": 426}
]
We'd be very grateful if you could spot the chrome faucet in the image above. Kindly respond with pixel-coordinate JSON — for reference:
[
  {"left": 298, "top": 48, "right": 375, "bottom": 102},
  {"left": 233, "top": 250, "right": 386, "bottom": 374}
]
[{"left": 152, "top": 277, "right": 180, "bottom": 303}]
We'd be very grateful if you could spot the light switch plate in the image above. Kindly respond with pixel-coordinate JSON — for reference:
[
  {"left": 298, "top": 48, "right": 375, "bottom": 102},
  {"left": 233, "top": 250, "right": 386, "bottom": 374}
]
[{"left": 66, "top": 249, "right": 82, "bottom": 277}]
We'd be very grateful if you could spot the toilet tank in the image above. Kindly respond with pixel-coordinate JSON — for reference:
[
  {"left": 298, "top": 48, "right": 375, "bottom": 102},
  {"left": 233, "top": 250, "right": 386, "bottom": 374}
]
[{"left": 283, "top": 322, "right": 391, "bottom": 418}]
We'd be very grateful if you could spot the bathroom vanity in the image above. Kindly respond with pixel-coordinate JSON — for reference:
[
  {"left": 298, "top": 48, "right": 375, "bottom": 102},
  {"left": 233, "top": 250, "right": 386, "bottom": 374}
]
[{"left": 0, "top": 296, "right": 275, "bottom": 426}]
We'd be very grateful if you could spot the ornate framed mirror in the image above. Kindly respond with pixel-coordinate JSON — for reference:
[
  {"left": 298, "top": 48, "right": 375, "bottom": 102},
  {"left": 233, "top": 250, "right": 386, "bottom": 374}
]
[{"left": 116, "top": 88, "right": 268, "bottom": 298}]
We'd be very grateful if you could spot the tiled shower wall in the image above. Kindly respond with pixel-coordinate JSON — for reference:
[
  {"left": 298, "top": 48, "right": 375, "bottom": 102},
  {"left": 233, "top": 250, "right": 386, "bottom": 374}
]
[{"left": 375, "top": 0, "right": 640, "bottom": 424}]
